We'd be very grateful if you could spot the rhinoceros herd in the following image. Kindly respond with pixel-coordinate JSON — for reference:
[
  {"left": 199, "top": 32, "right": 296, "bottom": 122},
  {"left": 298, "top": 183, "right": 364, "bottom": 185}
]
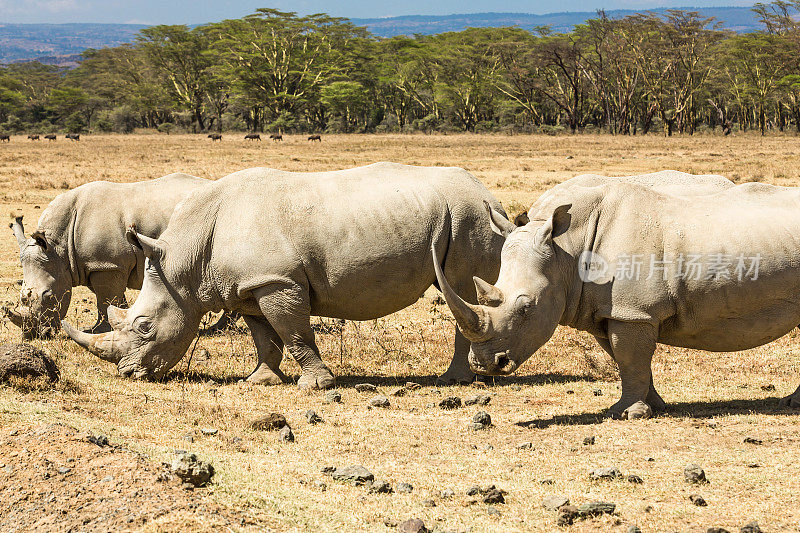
[{"left": 5, "top": 163, "right": 800, "bottom": 418}]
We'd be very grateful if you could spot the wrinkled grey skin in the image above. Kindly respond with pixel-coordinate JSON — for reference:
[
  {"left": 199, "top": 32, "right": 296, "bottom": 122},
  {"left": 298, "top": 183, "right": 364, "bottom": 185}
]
[
  {"left": 5, "top": 174, "right": 216, "bottom": 339},
  {"left": 62, "top": 163, "right": 507, "bottom": 387},
  {"left": 434, "top": 180, "right": 800, "bottom": 419}
]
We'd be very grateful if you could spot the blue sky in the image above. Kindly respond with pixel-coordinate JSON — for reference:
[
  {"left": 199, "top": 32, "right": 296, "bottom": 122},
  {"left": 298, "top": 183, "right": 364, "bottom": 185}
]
[{"left": 0, "top": 0, "right": 757, "bottom": 24}]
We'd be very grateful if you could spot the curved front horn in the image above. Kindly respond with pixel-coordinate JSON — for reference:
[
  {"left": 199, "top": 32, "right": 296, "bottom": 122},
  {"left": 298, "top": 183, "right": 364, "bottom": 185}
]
[
  {"left": 431, "top": 245, "right": 488, "bottom": 341},
  {"left": 9, "top": 216, "right": 26, "bottom": 250},
  {"left": 61, "top": 320, "right": 122, "bottom": 363},
  {"left": 4, "top": 305, "right": 29, "bottom": 328}
]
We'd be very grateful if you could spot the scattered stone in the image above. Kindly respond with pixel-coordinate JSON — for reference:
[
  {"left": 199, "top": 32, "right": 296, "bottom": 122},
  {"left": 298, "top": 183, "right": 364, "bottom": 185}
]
[
  {"left": 482, "top": 488, "right": 505, "bottom": 504},
  {"left": 392, "top": 387, "right": 408, "bottom": 397},
  {"left": 516, "top": 441, "right": 534, "bottom": 450},
  {"left": 590, "top": 467, "right": 621, "bottom": 481},
  {"left": 466, "top": 485, "right": 481, "bottom": 496},
  {"left": 627, "top": 474, "right": 644, "bottom": 484},
  {"left": 465, "top": 394, "right": 491, "bottom": 406},
  {"left": 331, "top": 465, "right": 374, "bottom": 485},
  {"left": 439, "top": 396, "right": 462, "bottom": 409},
  {"left": 566, "top": 390, "right": 575, "bottom": 395},
  {"left": 743, "top": 436, "right": 762, "bottom": 445},
  {"left": 542, "top": 495, "right": 570, "bottom": 511},
  {"left": 101, "top": 475, "right": 113, "bottom": 482},
  {"left": 279, "top": 426, "right": 294, "bottom": 442},
  {"left": 760, "top": 384, "right": 776, "bottom": 391},
  {"left": 370, "top": 395, "right": 390, "bottom": 408},
  {"left": 487, "top": 506, "right": 501, "bottom": 516},
  {"left": 0, "top": 343, "right": 60, "bottom": 388},
  {"left": 540, "top": 478, "right": 555, "bottom": 485},
  {"left": 593, "top": 389, "right": 603, "bottom": 396},
  {"left": 469, "top": 411, "right": 492, "bottom": 430},
  {"left": 557, "top": 505, "right": 581, "bottom": 526},
  {"left": 578, "top": 501, "right": 616, "bottom": 517},
  {"left": 251, "top": 413, "right": 287, "bottom": 431},
  {"left": 367, "top": 480, "right": 393, "bottom": 494},
  {"left": 684, "top": 464, "right": 708, "bottom": 484},
  {"left": 323, "top": 390, "right": 342, "bottom": 404},
  {"left": 689, "top": 494, "right": 707, "bottom": 506},
  {"left": 707, "top": 528, "right": 731, "bottom": 533},
  {"left": 195, "top": 348, "right": 210, "bottom": 361},
  {"left": 169, "top": 453, "right": 214, "bottom": 487},
  {"left": 643, "top": 505, "right": 654, "bottom": 513},
  {"left": 421, "top": 499, "right": 436, "bottom": 507},
  {"left": 305, "top": 410, "right": 323, "bottom": 424},
  {"left": 439, "top": 488, "right": 455, "bottom": 499},
  {"left": 398, "top": 518, "right": 427, "bottom": 533},
  {"left": 740, "top": 520, "right": 762, "bottom": 533},
  {"left": 566, "top": 155, "right": 574, "bottom": 159},
  {"left": 355, "top": 383, "right": 378, "bottom": 393},
  {"left": 182, "top": 433, "right": 195, "bottom": 443},
  {"left": 200, "top": 427, "right": 218, "bottom": 436},
  {"left": 583, "top": 436, "right": 596, "bottom": 446},
  {"left": 314, "top": 480, "right": 327, "bottom": 491},
  {"left": 320, "top": 466, "right": 336, "bottom": 474},
  {"left": 87, "top": 434, "right": 109, "bottom": 447},
  {"left": 628, "top": 526, "right": 642, "bottom": 533},
  {"left": 405, "top": 382, "right": 421, "bottom": 391},
  {"left": 396, "top": 482, "right": 413, "bottom": 494},
  {"left": 646, "top": 457, "right": 656, "bottom": 462},
  {"left": 57, "top": 467, "right": 71, "bottom": 474}
]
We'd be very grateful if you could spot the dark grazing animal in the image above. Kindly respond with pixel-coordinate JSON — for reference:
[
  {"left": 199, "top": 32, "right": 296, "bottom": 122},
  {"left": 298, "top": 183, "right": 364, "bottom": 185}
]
[
  {"left": 208, "top": 133, "right": 222, "bottom": 141},
  {"left": 308, "top": 135, "right": 322, "bottom": 142},
  {"left": 65, "top": 133, "right": 80, "bottom": 141},
  {"left": 270, "top": 134, "right": 283, "bottom": 141},
  {"left": 0, "top": 134, "right": 10, "bottom": 142},
  {"left": 245, "top": 133, "right": 261, "bottom": 141},
  {"left": 44, "top": 134, "right": 56, "bottom": 141},
  {"left": 28, "top": 134, "right": 40, "bottom": 141}
]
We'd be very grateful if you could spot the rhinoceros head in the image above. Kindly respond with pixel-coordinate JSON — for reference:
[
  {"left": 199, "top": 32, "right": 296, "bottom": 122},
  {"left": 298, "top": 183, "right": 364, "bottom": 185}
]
[
  {"left": 62, "top": 230, "right": 201, "bottom": 380},
  {"left": 433, "top": 204, "right": 572, "bottom": 375},
  {"left": 6, "top": 216, "right": 72, "bottom": 339}
]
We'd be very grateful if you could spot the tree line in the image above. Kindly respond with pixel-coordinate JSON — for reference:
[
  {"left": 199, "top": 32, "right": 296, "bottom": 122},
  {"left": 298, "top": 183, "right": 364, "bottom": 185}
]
[{"left": 2, "top": 4, "right": 800, "bottom": 136}]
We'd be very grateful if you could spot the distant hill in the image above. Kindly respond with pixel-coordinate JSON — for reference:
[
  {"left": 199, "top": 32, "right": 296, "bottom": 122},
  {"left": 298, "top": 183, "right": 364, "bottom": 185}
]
[{"left": 1, "top": 7, "right": 764, "bottom": 65}]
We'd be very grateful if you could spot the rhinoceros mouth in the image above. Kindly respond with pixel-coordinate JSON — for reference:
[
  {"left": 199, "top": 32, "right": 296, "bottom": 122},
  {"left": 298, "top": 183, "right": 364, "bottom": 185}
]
[{"left": 468, "top": 350, "right": 518, "bottom": 375}]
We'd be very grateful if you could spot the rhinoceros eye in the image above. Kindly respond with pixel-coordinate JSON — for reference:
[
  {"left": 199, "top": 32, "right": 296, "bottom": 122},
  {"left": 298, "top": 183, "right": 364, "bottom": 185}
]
[
  {"left": 132, "top": 317, "right": 152, "bottom": 335},
  {"left": 515, "top": 295, "right": 532, "bottom": 316}
]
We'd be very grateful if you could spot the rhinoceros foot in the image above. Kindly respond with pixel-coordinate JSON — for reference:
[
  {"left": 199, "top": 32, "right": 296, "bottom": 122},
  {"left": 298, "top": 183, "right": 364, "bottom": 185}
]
[
  {"left": 244, "top": 364, "right": 287, "bottom": 386},
  {"left": 436, "top": 369, "right": 476, "bottom": 386},
  {"left": 298, "top": 367, "right": 335, "bottom": 390},
  {"left": 608, "top": 400, "right": 653, "bottom": 420}
]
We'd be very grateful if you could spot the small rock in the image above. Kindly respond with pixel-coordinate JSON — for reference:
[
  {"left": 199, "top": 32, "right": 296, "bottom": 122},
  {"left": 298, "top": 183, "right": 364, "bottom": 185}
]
[
  {"left": 542, "top": 495, "right": 570, "bottom": 511},
  {"left": 760, "top": 384, "right": 775, "bottom": 391},
  {"left": 392, "top": 387, "right": 408, "bottom": 397},
  {"left": 439, "top": 488, "right": 455, "bottom": 499},
  {"left": 743, "top": 436, "right": 762, "bottom": 445},
  {"left": 305, "top": 410, "right": 323, "bottom": 424},
  {"left": 101, "top": 475, "right": 113, "bottom": 482},
  {"left": 516, "top": 441, "right": 534, "bottom": 450},
  {"left": 540, "top": 478, "right": 555, "bottom": 485},
  {"left": 370, "top": 395, "right": 390, "bottom": 408},
  {"left": 689, "top": 494, "right": 707, "bottom": 506},
  {"left": 421, "top": 499, "right": 436, "bottom": 507},
  {"left": 628, "top": 526, "right": 642, "bottom": 533},
  {"left": 367, "top": 480, "right": 393, "bottom": 494},
  {"left": 566, "top": 155, "right": 574, "bottom": 159},
  {"left": 487, "top": 506, "right": 501, "bottom": 516},
  {"left": 331, "top": 465, "right": 374, "bottom": 485},
  {"left": 465, "top": 394, "right": 491, "bottom": 406},
  {"left": 251, "top": 413, "right": 287, "bottom": 431},
  {"left": 583, "top": 436, "right": 595, "bottom": 446},
  {"left": 195, "top": 348, "right": 210, "bottom": 361},
  {"left": 482, "top": 488, "right": 505, "bottom": 504},
  {"left": 3, "top": 465, "right": 12, "bottom": 474},
  {"left": 684, "top": 464, "right": 707, "bottom": 484},
  {"left": 578, "top": 501, "right": 616, "bottom": 517},
  {"left": 182, "top": 482, "right": 195, "bottom": 490},
  {"left": 646, "top": 457, "right": 655, "bottom": 462},
  {"left": 323, "top": 390, "right": 342, "bottom": 404},
  {"left": 470, "top": 411, "right": 492, "bottom": 430},
  {"left": 200, "top": 427, "right": 218, "bottom": 436},
  {"left": 593, "top": 389, "right": 603, "bottom": 396},
  {"left": 439, "top": 396, "right": 462, "bottom": 409},
  {"left": 355, "top": 383, "right": 378, "bottom": 393},
  {"left": 87, "top": 434, "right": 109, "bottom": 446},
  {"left": 170, "top": 453, "right": 214, "bottom": 487},
  {"left": 557, "top": 505, "right": 580, "bottom": 526},
  {"left": 589, "top": 467, "right": 621, "bottom": 481},
  {"left": 566, "top": 390, "right": 574, "bottom": 395},
  {"left": 396, "top": 482, "right": 413, "bottom": 493},
  {"left": 57, "top": 467, "right": 71, "bottom": 474},
  {"left": 9, "top": 429, "right": 18, "bottom": 436},
  {"left": 740, "top": 520, "right": 762, "bottom": 533},
  {"left": 314, "top": 480, "right": 327, "bottom": 491},
  {"left": 627, "top": 474, "right": 644, "bottom": 484},
  {"left": 707, "top": 528, "right": 731, "bottom": 533},
  {"left": 398, "top": 518, "right": 427, "bottom": 533},
  {"left": 405, "top": 382, "right": 421, "bottom": 391},
  {"left": 320, "top": 466, "right": 336, "bottom": 474},
  {"left": 643, "top": 505, "right": 654, "bottom": 513},
  {"left": 279, "top": 426, "right": 294, "bottom": 442}
]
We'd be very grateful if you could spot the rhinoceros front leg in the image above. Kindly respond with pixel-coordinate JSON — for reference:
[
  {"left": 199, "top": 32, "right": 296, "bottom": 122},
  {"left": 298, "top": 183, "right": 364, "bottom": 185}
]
[
  {"left": 593, "top": 334, "right": 666, "bottom": 413},
  {"left": 606, "top": 320, "right": 659, "bottom": 420},
  {"left": 252, "top": 282, "right": 335, "bottom": 390},
  {"left": 241, "top": 314, "right": 287, "bottom": 385},
  {"left": 436, "top": 328, "right": 476, "bottom": 385},
  {"left": 779, "top": 384, "right": 800, "bottom": 408},
  {"left": 87, "top": 270, "right": 128, "bottom": 334}
]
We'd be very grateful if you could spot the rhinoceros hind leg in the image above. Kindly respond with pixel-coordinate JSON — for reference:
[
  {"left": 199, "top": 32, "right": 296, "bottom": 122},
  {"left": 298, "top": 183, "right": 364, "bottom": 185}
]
[
  {"left": 87, "top": 271, "right": 128, "bottom": 333},
  {"left": 605, "top": 320, "right": 658, "bottom": 420},
  {"left": 436, "top": 328, "right": 476, "bottom": 385},
  {"left": 779, "top": 384, "right": 800, "bottom": 408},
  {"left": 241, "top": 314, "right": 286, "bottom": 385},
  {"left": 200, "top": 311, "right": 243, "bottom": 336},
  {"left": 252, "top": 282, "right": 335, "bottom": 390}
]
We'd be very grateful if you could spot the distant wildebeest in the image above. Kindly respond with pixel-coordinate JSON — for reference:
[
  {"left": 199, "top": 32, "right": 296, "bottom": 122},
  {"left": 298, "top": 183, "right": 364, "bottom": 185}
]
[
  {"left": 245, "top": 133, "right": 261, "bottom": 141},
  {"left": 28, "top": 134, "right": 40, "bottom": 141},
  {"left": 308, "top": 135, "right": 322, "bottom": 142},
  {"left": 270, "top": 134, "right": 283, "bottom": 141},
  {"left": 66, "top": 133, "right": 80, "bottom": 141},
  {"left": 0, "top": 134, "right": 10, "bottom": 142},
  {"left": 44, "top": 134, "right": 57, "bottom": 141},
  {"left": 208, "top": 133, "right": 222, "bottom": 141}
]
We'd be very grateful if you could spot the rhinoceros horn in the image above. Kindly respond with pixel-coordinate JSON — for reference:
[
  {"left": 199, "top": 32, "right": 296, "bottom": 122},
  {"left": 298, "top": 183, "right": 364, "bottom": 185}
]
[
  {"left": 4, "top": 304, "right": 28, "bottom": 327},
  {"left": 9, "top": 215, "right": 26, "bottom": 250},
  {"left": 430, "top": 245, "right": 489, "bottom": 341},
  {"left": 61, "top": 320, "right": 121, "bottom": 363}
]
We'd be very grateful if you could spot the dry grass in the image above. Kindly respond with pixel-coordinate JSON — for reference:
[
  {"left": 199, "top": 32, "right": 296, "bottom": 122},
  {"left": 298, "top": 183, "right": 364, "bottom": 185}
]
[{"left": 1, "top": 132, "right": 800, "bottom": 532}]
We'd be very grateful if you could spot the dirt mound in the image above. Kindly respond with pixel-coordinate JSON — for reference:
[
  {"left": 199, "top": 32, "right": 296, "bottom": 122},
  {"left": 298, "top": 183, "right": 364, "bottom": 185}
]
[
  {"left": 0, "top": 423, "right": 274, "bottom": 532},
  {"left": 0, "top": 343, "right": 59, "bottom": 389}
]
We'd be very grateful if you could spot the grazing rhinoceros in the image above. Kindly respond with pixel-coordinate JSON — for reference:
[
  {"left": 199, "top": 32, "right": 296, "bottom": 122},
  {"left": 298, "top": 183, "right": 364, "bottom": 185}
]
[
  {"left": 4, "top": 173, "right": 236, "bottom": 339},
  {"left": 433, "top": 180, "right": 800, "bottom": 418},
  {"left": 61, "top": 163, "right": 509, "bottom": 387}
]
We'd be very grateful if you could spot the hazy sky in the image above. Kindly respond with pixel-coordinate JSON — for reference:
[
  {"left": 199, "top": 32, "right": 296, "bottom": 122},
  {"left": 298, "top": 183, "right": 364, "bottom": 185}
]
[{"left": 0, "top": 0, "right": 757, "bottom": 24}]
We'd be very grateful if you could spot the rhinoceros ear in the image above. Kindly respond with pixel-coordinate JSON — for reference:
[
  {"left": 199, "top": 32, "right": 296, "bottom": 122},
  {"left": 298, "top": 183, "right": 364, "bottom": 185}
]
[
  {"left": 31, "top": 230, "right": 47, "bottom": 250},
  {"left": 485, "top": 201, "right": 515, "bottom": 238},
  {"left": 126, "top": 226, "right": 163, "bottom": 260},
  {"left": 534, "top": 204, "right": 572, "bottom": 248}
]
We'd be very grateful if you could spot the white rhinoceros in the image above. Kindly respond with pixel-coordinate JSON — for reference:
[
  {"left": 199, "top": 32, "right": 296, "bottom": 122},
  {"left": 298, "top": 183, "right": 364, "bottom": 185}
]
[
  {"left": 433, "top": 180, "right": 800, "bottom": 418},
  {"left": 5, "top": 174, "right": 236, "bottom": 338},
  {"left": 61, "top": 163, "right": 509, "bottom": 387}
]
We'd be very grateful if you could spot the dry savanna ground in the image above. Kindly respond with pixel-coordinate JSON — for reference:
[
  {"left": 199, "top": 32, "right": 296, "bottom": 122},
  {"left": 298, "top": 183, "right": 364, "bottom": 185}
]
[{"left": 1, "top": 133, "right": 800, "bottom": 532}]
